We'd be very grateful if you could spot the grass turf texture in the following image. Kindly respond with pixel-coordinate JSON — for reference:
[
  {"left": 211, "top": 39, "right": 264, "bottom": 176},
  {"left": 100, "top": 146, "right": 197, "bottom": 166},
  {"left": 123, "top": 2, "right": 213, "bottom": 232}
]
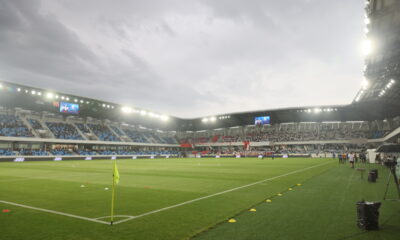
[
  {"left": 0, "top": 157, "right": 368, "bottom": 240},
  {"left": 195, "top": 163, "right": 400, "bottom": 240}
]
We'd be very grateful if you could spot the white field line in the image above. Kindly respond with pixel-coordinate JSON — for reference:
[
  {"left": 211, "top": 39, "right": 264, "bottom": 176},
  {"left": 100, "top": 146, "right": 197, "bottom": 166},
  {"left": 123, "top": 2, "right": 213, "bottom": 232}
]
[
  {"left": 113, "top": 160, "right": 334, "bottom": 225},
  {"left": 0, "top": 200, "right": 109, "bottom": 225},
  {"left": 0, "top": 172, "right": 105, "bottom": 183},
  {"left": 94, "top": 215, "right": 134, "bottom": 220}
]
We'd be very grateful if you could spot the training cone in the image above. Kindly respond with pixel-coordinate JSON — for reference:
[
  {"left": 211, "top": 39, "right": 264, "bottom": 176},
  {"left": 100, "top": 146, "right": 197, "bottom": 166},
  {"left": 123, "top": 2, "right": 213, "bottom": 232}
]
[
  {"left": 288, "top": 188, "right": 293, "bottom": 191},
  {"left": 80, "top": 185, "right": 85, "bottom": 188},
  {"left": 297, "top": 183, "right": 302, "bottom": 186},
  {"left": 2, "top": 209, "right": 10, "bottom": 213},
  {"left": 228, "top": 218, "right": 236, "bottom": 223},
  {"left": 277, "top": 193, "right": 282, "bottom": 196},
  {"left": 104, "top": 187, "right": 109, "bottom": 190},
  {"left": 249, "top": 208, "right": 257, "bottom": 212},
  {"left": 266, "top": 199, "right": 272, "bottom": 203}
]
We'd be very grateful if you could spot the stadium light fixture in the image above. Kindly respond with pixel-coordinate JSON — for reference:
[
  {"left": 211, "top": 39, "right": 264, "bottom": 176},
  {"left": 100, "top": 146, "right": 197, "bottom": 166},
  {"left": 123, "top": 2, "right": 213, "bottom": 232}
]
[
  {"left": 362, "top": 38, "right": 372, "bottom": 56},
  {"left": 210, "top": 116, "right": 216, "bottom": 122},
  {"left": 74, "top": 99, "right": 78, "bottom": 102},
  {"left": 66, "top": 97, "right": 70, "bottom": 101},
  {"left": 17, "top": 88, "right": 21, "bottom": 92},
  {"left": 0, "top": 83, "right": 3, "bottom": 89},
  {"left": 313, "top": 108, "right": 321, "bottom": 114},
  {"left": 364, "top": 17, "right": 370, "bottom": 25},
  {"left": 362, "top": 78, "right": 369, "bottom": 89},
  {"left": 37, "top": 92, "right": 42, "bottom": 96},
  {"left": 31, "top": 90, "right": 36, "bottom": 95},
  {"left": 61, "top": 96, "right": 65, "bottom": 100},
  {"left": 80, "top": 100, "right": 84, "bottom": 103},
  {"left": 160, "top": 115, "right": 169, "bottom": 121},
  {"left": 46, "top": 92, "right": 54, "bottom": 99},
  {"left": 202, "top": 118, "right": 209, "bottom": 123},
  {"left": 140, "top": 110, "right": 147, "bottom": 116},
  {"left": 121, "top": 106, "right": 133, "bottom": 113}
]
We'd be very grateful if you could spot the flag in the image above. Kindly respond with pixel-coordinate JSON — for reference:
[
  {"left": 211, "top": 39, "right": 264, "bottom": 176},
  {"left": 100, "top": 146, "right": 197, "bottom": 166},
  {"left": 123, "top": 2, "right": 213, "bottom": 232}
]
[
  {"left": 113, "top": 161, "right": 120, "bottom": 184},
  {"left": 111, "top": 159, "right": 120, "bottom": 225}
]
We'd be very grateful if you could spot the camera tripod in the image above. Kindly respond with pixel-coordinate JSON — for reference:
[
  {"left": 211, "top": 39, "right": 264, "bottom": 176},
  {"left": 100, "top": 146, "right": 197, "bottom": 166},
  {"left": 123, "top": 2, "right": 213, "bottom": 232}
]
[{"left": 383, "top": 165, "right": 400, "bottom": 201}]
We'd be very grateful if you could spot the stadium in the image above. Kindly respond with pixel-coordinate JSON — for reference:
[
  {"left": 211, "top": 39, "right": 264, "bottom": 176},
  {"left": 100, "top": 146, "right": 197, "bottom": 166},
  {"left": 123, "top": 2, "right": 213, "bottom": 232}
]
[{"left": 1, "top": 0, "right": 400, "bottom": 240}]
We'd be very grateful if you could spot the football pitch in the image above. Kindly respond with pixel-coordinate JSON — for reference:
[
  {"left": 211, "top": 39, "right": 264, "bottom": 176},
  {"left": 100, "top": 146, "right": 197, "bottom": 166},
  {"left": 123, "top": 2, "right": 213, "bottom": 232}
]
[{"left": 0, "top": 158, "right": 399, "bottom": 240}]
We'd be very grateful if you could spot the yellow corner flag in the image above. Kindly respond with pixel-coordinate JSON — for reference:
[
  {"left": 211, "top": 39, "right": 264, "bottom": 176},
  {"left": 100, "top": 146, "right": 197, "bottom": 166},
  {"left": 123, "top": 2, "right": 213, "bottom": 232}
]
[
  {"left": 110, "top": 159, "right": 120, "bottom": 225},
  {"left": 113, "top": 160, "right": 120, "bottom": 184}
]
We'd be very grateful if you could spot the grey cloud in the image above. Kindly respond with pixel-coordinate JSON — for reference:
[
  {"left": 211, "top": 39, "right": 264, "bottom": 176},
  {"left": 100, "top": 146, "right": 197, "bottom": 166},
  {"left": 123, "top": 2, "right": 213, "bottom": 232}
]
[{"left": 0, "top": 0, "right": 365, "bottom": 118}]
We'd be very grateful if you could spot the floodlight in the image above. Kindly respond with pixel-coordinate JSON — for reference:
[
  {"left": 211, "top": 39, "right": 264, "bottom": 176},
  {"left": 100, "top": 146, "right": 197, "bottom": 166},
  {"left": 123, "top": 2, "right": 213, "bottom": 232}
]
[
  {"left": 17, "top": 88, "right": 21, "bottom": 92},
  {"left": 80, "top": 100, "right": 84, "bottom": 103},
  {"left": 314, "top": 108, "right": 321, "bottom": 114},
  {"left": 160, "top": 115, "right": 169, "bottom": 121},
  {"left": 362, "top": 38, "right": 372, "bottom": 56},
  {"left": 210, "top": 116, "right": 216, "bottom": 122},
  {"left": 102, "top": 103, "right": 106, "bottom": 107},
  {"left": 37, "top": 92, "right": 42, "bottom": 96},
  {"left": 362, "top": 78, "right": 369, "bottom": 89},
  {"left": 121, "top": 106, "right": 132, "bottom": 113},
  {"left": 74, "top": 99, "right": 78, "bottom": 102},
  {"left": 46, "top": 93, "right": 54, "bottom": 99},
  {"left": 202, "top": 118, "right": 209, "bottom": 123},
  {"left": 66, "top": 97, "right": 70, "bottom": 101},
  {"left": 364, "top": 17, "right": 370, "bottom": 25},
  {"left": 61, "top": 96, "right": 65, "bottom": 100},
  {"left": 0, "top": 84, "right": 3, "bottom": 89},
  {"left": 31, "top": 90, "right": 36, "bottom": 95},
  {"left": 140, "top": 110, "right": 147, "bottom": 116}
]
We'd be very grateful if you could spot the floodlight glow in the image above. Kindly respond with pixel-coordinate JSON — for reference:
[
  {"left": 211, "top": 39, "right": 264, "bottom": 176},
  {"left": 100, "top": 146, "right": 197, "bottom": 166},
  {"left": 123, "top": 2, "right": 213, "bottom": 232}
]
[
  {"left": 61, "top": 96, "right": 65, "bottom": 100},
  {"left": 160, "top": 115, "right": 169, "bottom": 121},
  {"left": 362, "top": 78, "right": 369, "bottom": 89},
  {"left": 364, "top": 17, "right": 370, "bottom": 25},
  {"left": 140, "top": 110, "right": 147, "bottom": 116},
  {"left": 17, "top": 88, "right": 21, "bottom": 92},
  {"left": 210, "top": 116, "right": 217, "bottom": 122},
  {"left": 314, "top": 108, "right": 321, "bottom": 114},
  {"left": 80, "top": 100, "right": 84, "bottom": 103},
  {"left": 31, "top": 90, "right": 36, "bottom": 95},
  {"left": 102, "top": 104, "right": 106, "bottom": 107},
  {"left": 46, "top": 92, "right": 54, "bottom": 99},
  {"left": 66, "top": 97, "right": 69, "bottom": 101},
  {"left": 362, "top": 38, "right": 372, "bottom": 56},
  {"left": 74, "top": 99, "right": 78, "bottom": 102},
  {"left": 37, "top": 92, "right": 42, "bottom": 96},
  {"left": 121, "top": 106, "right": 133, "bottom": 113},
  {"left": 0, "top": 84, "right": 3, "bottom": 89},
  {"left": 202, "top": 118, "right": 209, "bottom": 123}
]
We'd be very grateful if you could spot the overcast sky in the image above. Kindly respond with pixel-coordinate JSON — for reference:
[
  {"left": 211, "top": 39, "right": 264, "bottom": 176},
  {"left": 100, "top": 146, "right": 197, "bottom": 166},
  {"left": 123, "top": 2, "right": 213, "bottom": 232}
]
[{"left": 0, "top": 0, "right": 365, "bottom": 118}]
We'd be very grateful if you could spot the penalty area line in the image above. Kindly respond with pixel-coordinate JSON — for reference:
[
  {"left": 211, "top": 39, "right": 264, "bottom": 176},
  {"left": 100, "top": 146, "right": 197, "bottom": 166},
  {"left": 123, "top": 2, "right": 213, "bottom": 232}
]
[
  {"left": 0, "top": 200, "right": 109, "bottom": 225},
  {"left": 113, "top": 160, "right": 334, "bottom": 225}
]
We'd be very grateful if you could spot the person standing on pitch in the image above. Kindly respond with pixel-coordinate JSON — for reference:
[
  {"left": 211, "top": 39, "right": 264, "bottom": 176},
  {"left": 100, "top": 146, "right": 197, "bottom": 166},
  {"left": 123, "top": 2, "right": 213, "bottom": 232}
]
[{"left": 349, "top": 153, "right": 355, "bottom": 168}]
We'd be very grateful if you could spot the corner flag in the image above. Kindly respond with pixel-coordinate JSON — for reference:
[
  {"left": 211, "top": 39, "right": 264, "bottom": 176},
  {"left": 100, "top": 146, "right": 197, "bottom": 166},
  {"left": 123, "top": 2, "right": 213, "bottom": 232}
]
[
  {"left": 110, "top": 159, "right": 120, "bottom": 225},
  {"left": 113, "top": 161, "right": 120, "bottom": 184}
]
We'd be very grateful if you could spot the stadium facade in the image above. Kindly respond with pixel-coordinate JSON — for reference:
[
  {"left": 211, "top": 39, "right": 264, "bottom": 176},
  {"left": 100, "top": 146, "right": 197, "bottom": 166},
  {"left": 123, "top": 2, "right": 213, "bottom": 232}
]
[{"left": 0, "top": 0, "right": 399, "bottom": 161}]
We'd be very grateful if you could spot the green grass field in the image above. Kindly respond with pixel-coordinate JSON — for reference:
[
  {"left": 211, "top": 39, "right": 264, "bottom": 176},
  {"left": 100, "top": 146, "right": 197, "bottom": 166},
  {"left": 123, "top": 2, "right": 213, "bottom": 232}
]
[{"left": 0, "top": 158, "right": 399, "bottom": 240}]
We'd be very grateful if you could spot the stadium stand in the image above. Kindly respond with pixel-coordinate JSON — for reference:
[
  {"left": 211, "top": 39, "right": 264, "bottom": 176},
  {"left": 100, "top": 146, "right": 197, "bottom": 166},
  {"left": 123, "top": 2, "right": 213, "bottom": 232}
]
[
  {"left": 27, "top": 118, "right": 44, "bottom": 130},
  {"left": 0, "top": 114, "right": 34, "bottom": 137},
  {"left": 75, "top": 123, "right": 91, "bottom": 133},
  {"left": 87, "top": 123, "right": 121, "bottom": 142},
  {"left": 46, "top": 122, "right": 84, "bottom": 140}
]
